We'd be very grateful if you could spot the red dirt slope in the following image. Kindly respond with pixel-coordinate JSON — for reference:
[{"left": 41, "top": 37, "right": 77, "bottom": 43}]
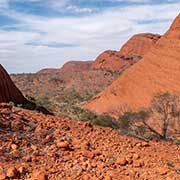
[
  {"left": 85, "top": 13, "right": 180, "bottom": 115},
  {"left": 91, "top": 33, "right": 161, "bottom": 71},
  {"left": 0, "top": 64, "right": 27, "bottom": 104},
  {"left": 0, "top": 103, "right": 179, "bottom": 180}
]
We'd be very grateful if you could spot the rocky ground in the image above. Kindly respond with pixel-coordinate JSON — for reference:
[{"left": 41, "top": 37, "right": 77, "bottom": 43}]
[{"left": 0, "top": 103, "right": 179, "bottom": 180}]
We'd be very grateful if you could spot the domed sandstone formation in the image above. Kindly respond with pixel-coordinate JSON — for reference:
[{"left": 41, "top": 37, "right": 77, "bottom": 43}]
[
  {"left": 91, "top": 33, "right": 160, "bottom": 71},
  {"left": 59, "top": 61, "right": 93, "bottom": 73},
  {"left": 85, "top": 13, "right": 180, "bottom": 116}
]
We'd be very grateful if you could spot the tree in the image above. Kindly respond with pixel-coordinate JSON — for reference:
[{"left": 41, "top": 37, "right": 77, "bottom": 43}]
[
  {"left": 151, "top": 92, "right": 180, "bottom": 139},
  {"left": 118, "top": 92, "right": 180, "bottom": 140}
]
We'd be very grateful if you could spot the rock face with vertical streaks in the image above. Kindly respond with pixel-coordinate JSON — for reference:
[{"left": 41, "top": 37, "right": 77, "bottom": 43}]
[{"left": 0, "top": 64, "right": 27, "bottom": 104}]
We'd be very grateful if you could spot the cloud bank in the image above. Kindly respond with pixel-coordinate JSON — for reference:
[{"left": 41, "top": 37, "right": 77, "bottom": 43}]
[{"left": 0, "top": 0, "right": 179, "bottom": 73}]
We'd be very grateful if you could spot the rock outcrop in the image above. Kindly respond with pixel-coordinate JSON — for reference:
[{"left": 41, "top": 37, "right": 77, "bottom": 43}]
[
  {"left": 91, "top": 50, "right": 132, "bottom": 72},
  {"left": 0, "top": 64, "right": 27, "bottom": 104},
  {"left": 120, "top": 33, "right": 161, "bottom": 56},
  {"left": 91, "top": 33, "right": 160, "bottom": 71},
  {"left": 85, "top": 13, "right": 180, "bottom": 115},
  {"left": 37, "top": 68, "right": 58, "bottom": 74}
]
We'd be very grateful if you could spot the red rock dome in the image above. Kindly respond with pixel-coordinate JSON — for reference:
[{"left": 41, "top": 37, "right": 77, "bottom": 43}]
[
  {"left": 59, "top": 61, "right": 93, "bottom": 73},
  {"left": 85, "top": 13, "right": 180, "bottom": 116},
  {"left": 91, "top": 33, "right": 161, "bottom": 71}
]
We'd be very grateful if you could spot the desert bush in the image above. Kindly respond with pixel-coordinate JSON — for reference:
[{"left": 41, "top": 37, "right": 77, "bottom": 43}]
[
  {"left": 170, "top": 137, "right": 180, "bottom": 145},
  {"left": 71, "top": 107, "right": 119, "bottom": 129},
  {"left": 134, "top": 125, "right": 146, "bottom": 136},
  {"left": 70, "top": 106, "right": 96, "bottom": 122},
  {"left": 118, "top": 111, "right": 135, "bottom": 131},
  {"left": 92, "top": 114, "right": 119, "bottom": 129}
]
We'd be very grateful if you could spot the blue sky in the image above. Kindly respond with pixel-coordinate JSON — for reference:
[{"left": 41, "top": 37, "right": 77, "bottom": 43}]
[{"left": 0, "top": 0, "right": 180, "bottom": 73}]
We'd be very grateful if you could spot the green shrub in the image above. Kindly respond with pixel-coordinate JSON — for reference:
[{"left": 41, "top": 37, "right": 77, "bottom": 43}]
[
  {"left": 92, "top": 114, "right": 119, "bottom": 129},
  {"left": 134, "top": 125, "right": 146, "bottom": 136},
  {"left": 171, "top": 138, "right": 180, "bottom": 145},
  {"left": 118, "top": 112, "right": 135, "bottom": 131},
  {"left": 166, "top": 161, "right": 174, "bottom": 167}
]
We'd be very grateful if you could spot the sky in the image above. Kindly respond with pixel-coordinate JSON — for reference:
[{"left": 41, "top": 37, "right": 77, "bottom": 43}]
[{"left": 0, "top": 0, "right": 180, "bottom": 73}]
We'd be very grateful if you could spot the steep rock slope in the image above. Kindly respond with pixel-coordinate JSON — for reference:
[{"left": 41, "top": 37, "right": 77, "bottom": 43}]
[
  {"left": 91, "top": 33, "right": 161, "bottom": 71},
  {"left": 0, "top": 103, "right": 179, "bottom": 180},
  {"left": 85, "top": 13, "right": 180, "bottom": 115},
  {"left": 0, "top": 64, "right": 27, "bottom": 104}
]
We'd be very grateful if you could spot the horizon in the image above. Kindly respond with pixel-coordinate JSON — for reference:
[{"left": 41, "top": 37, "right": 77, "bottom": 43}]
[{"left": 0, "top": 0, "right": 180, "bottom": 73}]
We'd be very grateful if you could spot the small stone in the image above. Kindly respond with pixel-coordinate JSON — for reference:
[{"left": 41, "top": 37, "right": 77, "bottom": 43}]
[
  {"left": 159, "top": 167, "right": 169, "bottom": 175},
  {"left": 82, "top": 174, "right": 90, "bottom": 180},
  {"left": 133, "top": 153, "right": 140, "bottom": 160},
  {"left": 83, "top": 151, "right": 95, "bottom": 159},
  {"left": 81, "top": 142, "right": 90, "bottom": 150},
  {"left": 11, "top": 144, "right": 18, "bottom": 150},
  {"left": 18, "top": 166, "right": 26, "bottom": 174},
  {"left": 56, "top": 141, "right": 70, "bottom": 150},
  {"left": 31, "top": 145, "right": 37, "bottom": 151},
  {"left": 6, "top": 167, "right": 18, "bottom": 178},
  {"left": 31, "top": 169, "right": 47, "bottom": 180},
  {"left": 166, "top": 178, "right": 174, "bottom": 180},
  {"left": 104, "top": 175, "right": 112, "bottom": 180},
  {"left": 141, "top": 142, "right": 149, "bottom": 147},
  {"left": 83, "top": 122, "right": 93, "bottom": 128},
  {"left": 116, "top": 158, "right": 127, "bottom": 166},
  {"left": 133, "top": 159, "right": 144, "bottom": 167},
  {"left": 0, "top": 172, "right": 6, "bottom": 180}
]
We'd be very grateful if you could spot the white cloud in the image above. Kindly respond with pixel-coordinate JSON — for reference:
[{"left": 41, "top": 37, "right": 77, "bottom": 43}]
[
  {"left": 112, "top": 0, "right": 151, "bottom": 2},
  {"left": 49, "top": 0, "right": 96, "bottom": 13},
  {"left": 0, "top": 1, "right": 180, "bottom": 73},
  {"left": 0, "top": 0, "right": 8, "bottom": 8}
]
